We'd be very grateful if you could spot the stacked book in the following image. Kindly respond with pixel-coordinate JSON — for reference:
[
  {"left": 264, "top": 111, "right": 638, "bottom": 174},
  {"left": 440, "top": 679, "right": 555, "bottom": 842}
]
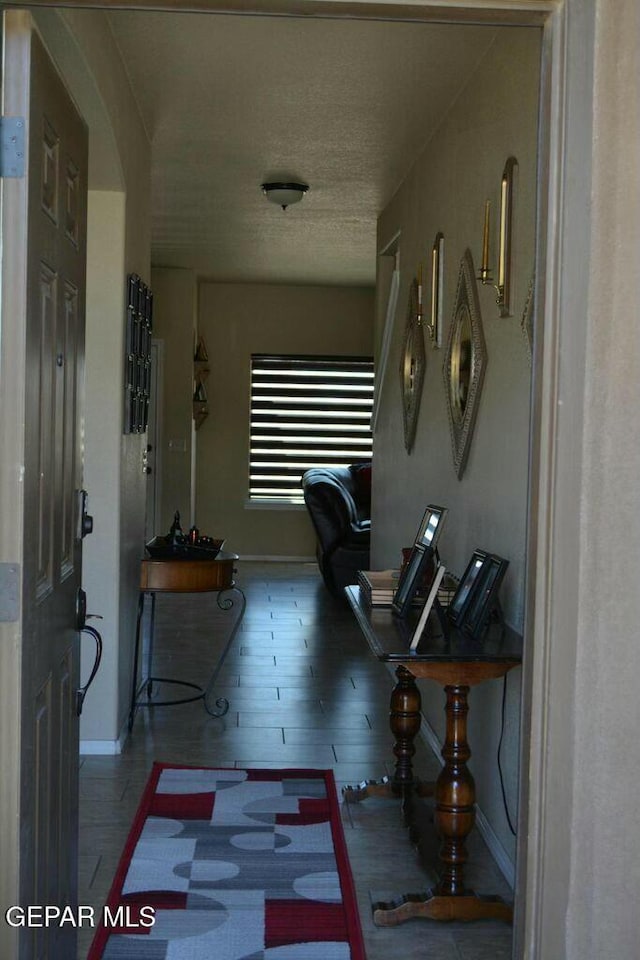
[{"left": 357, "top": 569, "right": 399, "bottom": 607}]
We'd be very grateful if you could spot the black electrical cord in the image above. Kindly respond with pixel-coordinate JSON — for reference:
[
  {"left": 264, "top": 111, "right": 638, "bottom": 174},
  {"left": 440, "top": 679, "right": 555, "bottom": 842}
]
[{"left": 497, "top": 671, "right": 517, "bottom": 836}]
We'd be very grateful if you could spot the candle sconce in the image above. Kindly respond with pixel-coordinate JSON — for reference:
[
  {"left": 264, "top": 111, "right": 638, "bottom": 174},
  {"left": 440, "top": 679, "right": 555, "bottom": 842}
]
[
  {"left": 477, "top": 156, "right": 518, "bottom": 317},
  {"left": 428, "top": 232, "right": 444, "bottom": 348}
]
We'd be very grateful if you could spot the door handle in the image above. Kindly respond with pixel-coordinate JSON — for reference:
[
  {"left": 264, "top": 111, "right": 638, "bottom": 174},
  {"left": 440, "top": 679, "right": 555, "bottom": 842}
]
[
  {"left": 76, "top": 587, "right": 103, "bottom": 715},
  {"left": 77, "top": 623, "right": 103, "bottom": 716}
]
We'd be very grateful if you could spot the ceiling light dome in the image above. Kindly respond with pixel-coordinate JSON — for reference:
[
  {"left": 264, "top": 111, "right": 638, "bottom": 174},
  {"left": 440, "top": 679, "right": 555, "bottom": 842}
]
[{"left": 262, "top": 181, "right": 309, "bottom": 210}]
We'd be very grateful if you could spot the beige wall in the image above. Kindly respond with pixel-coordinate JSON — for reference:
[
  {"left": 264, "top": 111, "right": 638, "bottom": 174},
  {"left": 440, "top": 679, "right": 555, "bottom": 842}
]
[
  {"left": 81, "top": 192, "right": 126, "bottom": 742},
  {"left": 150, "top": 268, "right": 197, "bottom": 534},
  {"left": 563, "top": 0, "right": 640, "bottom": 954},
  {"left": 197, "top": 283, "right": 374, "bottom": 557},
  {"left": 373, "top": 27, "right": 540, "bottom": 868}
]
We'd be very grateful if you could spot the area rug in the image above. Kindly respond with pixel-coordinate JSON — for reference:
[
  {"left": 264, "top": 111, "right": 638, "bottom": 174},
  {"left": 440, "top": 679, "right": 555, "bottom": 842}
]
[{"left": 88, "top": 764, "right": 366, "bottom": 960}]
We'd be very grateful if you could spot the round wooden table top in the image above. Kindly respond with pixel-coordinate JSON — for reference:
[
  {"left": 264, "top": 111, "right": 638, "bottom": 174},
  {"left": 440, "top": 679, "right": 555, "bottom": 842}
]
[{"left": 140, "top": 552, "right": 238, "bottom": 593}]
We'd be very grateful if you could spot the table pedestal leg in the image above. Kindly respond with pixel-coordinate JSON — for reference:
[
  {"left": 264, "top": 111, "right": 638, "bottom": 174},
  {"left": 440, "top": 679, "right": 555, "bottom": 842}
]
[
  {"left": 372, "top": 683, "right": 512, "bottom": 926},
  {"left": 343, "top": 666, "right": 435, "bottom": 804}
]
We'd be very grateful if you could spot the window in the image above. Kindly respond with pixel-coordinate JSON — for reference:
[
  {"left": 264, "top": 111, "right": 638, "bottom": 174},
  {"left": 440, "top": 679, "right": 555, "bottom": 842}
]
[{"left": 249, "top": 354, "right": 374, "bottom": 503}]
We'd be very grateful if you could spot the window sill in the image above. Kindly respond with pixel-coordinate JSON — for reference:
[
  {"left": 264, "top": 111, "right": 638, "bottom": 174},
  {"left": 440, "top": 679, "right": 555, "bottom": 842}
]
[{"left": 244, "top": 499, "right": 306, "bottom": 511}]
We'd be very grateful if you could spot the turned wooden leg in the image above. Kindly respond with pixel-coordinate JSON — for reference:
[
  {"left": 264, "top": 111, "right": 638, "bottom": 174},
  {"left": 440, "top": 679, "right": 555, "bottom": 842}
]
[
  {"left": 390, "top": 665, "right": 422, "bottom": 789},
  {"left": 435, "top": 683, "right": 474, "bottom": 896},
  {"left": 343, "top": 666, "right": 434, "bottom": 804},
  {"left": 372, "top": 682, "right": 512, "bottom": 926}
]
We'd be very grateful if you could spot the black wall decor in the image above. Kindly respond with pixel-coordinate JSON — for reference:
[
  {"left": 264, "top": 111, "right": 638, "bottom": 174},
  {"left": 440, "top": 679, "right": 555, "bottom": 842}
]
[{"left": 124, "top": 273, "right": 153, "bottom": 433}]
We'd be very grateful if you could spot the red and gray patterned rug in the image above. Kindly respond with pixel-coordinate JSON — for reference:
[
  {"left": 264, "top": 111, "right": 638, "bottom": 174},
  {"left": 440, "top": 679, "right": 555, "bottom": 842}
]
[{"left": 88, "top": 764, "right": 366, "bottom": 960}]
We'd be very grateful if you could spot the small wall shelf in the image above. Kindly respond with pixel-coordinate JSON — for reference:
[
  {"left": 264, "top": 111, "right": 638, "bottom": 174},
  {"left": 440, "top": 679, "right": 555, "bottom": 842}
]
[{"left": 193, "top": 336, "right": 210, "bottom": 430}]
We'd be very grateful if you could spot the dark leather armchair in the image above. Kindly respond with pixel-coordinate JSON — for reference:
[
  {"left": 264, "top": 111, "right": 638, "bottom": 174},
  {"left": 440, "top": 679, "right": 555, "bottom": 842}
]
[{"left": 301, "top": 463, "right": 371, "bottom": 597}]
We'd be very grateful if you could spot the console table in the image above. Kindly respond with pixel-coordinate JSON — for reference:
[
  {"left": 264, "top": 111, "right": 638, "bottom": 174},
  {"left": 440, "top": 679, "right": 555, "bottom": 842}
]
[
  {"left": 128, "top": 553, "right": 245, "bottom": 731},
  {"left": 344, "top": 584, "right": 521, "bottom": 926}
]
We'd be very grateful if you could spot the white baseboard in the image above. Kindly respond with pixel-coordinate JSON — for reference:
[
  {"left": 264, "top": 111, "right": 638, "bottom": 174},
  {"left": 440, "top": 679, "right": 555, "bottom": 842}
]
[
  {"left": 416, "top": 705, "right": 515, "bottom": 889},
  {"left": 237, "top": 555, "right": 316, "bottom": 563},
  {"left": 474, "top": 802, "right": 516, "bottom": 889},
  {"left": 80, "top": 715, "right": 130, "bottom": 756},
  {"left": 79, "top": 738, "right": 122, "bottom": 756}
]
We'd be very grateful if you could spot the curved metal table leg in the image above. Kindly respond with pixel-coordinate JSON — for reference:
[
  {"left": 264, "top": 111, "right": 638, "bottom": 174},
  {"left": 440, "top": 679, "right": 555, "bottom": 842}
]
[
  {"left": 128, "top": 591, "right": 146, "bottom": 731},
  {"left": 129, "top": 583, "right": 246, "bottom": 728},
  {"left": 203, "top": 587, "right": 247, "bottom": 717}
]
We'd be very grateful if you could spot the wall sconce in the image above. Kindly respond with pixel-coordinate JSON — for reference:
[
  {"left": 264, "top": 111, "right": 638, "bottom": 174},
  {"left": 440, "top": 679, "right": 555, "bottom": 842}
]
[
  {"left": 428, "top": 232, "right": 444, "bottom": 347},
  {"left": 477, "top": 156, "right": 518, "bottom": 317}
]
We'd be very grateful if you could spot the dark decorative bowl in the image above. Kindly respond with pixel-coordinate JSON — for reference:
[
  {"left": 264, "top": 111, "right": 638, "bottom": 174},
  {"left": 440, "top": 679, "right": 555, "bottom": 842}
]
[{"left": 145, "top": 536, "right": 225, "bottom": 561}]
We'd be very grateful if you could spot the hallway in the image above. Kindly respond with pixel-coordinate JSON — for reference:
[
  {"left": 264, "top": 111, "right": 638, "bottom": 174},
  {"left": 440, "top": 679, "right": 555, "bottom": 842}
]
[{"left": 78, "top": 561, "right": 513, "bottom": 959}]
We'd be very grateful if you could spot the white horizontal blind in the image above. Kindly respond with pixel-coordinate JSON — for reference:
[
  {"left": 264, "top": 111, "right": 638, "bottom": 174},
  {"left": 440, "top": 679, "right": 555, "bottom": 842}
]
[{"left": 249, "top": 354, "right": 374, "bottom": 503}]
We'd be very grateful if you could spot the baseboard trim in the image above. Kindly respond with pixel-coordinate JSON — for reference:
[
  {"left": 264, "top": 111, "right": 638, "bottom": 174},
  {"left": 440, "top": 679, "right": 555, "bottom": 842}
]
[
  {"left": 474, "top": 803, "right": 516, "bottom": 890},
  {"left": 80, "top": 715, "right": 130, "bottom": 756},
  {"left": 238, "top": 555, "right": 316, "bottom": 563},
  {"left": 79, "top": 737, "right": 122, "bottom": 756},
  {"left": 416, "top": 705, "right": 515, "bottom": 890}
]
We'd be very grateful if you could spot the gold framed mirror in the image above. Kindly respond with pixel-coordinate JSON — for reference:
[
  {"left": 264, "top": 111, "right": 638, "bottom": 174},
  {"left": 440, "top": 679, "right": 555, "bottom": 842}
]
[
  {"left": 400, "top": 278, "right": 426, "bottom": 454},
  {"left": 443, "top": 249, "right": 487, "bottom": 478}
]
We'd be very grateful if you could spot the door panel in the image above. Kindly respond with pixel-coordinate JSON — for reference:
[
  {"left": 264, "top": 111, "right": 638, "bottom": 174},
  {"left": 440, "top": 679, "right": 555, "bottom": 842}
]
[
  {"left": 60, "top": 282, "right": 80, "bottom": 578},
  {"left": 1, "top": 12, "right": 89, "bottom": 960},
  {"left": 36, "top": 262, "right": 57, "bottom": 599}
]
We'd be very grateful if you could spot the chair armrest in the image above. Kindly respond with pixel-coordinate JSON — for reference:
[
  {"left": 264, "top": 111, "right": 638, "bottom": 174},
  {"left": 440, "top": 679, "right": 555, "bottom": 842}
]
[{"left": 344, "top": 522, "right": 370, "bottom": 547}]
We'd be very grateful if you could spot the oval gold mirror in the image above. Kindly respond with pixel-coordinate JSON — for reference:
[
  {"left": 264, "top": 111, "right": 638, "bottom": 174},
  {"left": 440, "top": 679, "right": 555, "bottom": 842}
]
[
  {"left": 450, "top": 303, "right": 473, "bottom": 424},
  {"left": 400, "top": 278, "right": 425, "bottom": 454}
]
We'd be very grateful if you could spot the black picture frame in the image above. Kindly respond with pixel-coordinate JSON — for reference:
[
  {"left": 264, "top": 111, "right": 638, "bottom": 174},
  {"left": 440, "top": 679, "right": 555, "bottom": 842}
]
[
  {"left": 124, "top": 273, "right": 153, "bottom": 434},
  {"left": 447, "top": 549, "right": 489, "bottom": 627},
  {"left": 462, "top": 553, "right": 509, "bottom": 640},
  {"left": 409, "top": 562, "right": 447, "bottom": 650},
  {"left": 392, "top": 504, "right": 448, "bottom": 618},
  {"left": 415, "top": 503, "right": 448, "bottom": 550}
]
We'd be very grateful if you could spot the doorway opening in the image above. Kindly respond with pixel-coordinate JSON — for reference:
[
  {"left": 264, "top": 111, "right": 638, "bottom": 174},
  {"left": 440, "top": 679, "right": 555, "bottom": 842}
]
[{"left": 1, "top": 7, "right": 560, "bottom": 960}]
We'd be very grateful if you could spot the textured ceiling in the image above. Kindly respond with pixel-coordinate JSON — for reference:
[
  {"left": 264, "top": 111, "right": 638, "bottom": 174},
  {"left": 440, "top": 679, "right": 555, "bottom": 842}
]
[{"left": 106, "top": 12, "right": 497, "bottom": 285}]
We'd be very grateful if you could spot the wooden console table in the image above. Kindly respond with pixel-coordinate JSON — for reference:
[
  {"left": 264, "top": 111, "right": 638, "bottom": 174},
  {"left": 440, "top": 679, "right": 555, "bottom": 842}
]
[
  {"left": 128, "top": 553, "right": 245, "bottom": 731},
  {"left": 344, "top": 584, "right": 522, "bottom": 926}
]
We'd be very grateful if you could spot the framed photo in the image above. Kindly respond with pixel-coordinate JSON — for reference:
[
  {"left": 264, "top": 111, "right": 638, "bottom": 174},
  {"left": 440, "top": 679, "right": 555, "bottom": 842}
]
[
  {"left": 409, "top": 563, "right": 446, "bottom": 650},
  {"left": 447, "top": 549, "right": 489, "bottom": 627},
  {"left": 462, "top": 553, "right": 509, "bottom": 640},
  {"left": 392, "top": 504, "right": 448, "bottom": 618}
]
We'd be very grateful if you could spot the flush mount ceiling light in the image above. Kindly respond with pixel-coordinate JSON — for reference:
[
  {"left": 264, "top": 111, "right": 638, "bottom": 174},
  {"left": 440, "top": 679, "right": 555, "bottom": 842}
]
[{"left": 261, "top": 181, "right": 309, "bottom": 210}]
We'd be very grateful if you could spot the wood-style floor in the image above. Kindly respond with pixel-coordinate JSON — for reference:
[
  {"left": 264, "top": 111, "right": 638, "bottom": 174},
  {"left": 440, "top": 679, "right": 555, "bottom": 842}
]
[{"left": 78, "top": 561, "right": 513, "bottom": 959}]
